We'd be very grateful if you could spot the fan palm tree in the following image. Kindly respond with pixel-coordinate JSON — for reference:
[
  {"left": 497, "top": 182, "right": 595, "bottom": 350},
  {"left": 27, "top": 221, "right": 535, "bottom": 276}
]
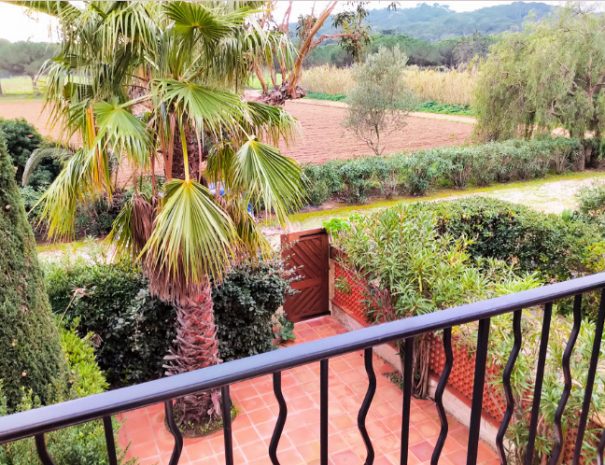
[{"left": 23, "top": 0, "right": 304, "bottom": 431}]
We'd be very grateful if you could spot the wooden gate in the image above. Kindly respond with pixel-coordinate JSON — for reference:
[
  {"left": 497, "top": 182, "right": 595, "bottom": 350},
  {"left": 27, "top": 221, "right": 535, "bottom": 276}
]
[{"left": 281, "top": 228, "right": 330, "bottom": 323}]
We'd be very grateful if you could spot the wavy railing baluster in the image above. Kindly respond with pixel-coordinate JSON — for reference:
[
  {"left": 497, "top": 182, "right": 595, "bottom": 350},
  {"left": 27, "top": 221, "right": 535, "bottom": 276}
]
[
  {"left": 35, "top": 433, "right": 56, "bottom": 465},
  {"left": 496, "top": 310, "right": 522, "bottom": 465},
  {"left": 524, "top": 302, "right": 553, "bottom": 465},
  {"left": 431, "top": 328, "right": 453, "bottom": 465},
  {"left": 401, "top": 337, "right": 414, "bottom": 465},
  {"left": 269, "top": 372, "right": 288, "bottom": 465},
  {"left": 549, "top": 295, "right": 582, "bottom": 465},
  {"left": 320, "top": 359, "right": 329, "bottom": 465},
  {"left": 574, "top": 289, "right": 605, "bottom": 465},
  {"left": 221, "top": 386, "right": 234, "bottom": 465},
  {"left": 467, "top": 318, "right": 491, "bottom": 465},
  {"left": 164, "top": 400, "right": 183, "bottom": 465},
  {"left": 102, "top": 416, "right": 119, "bottom": 465},
  {"left": 358, "top": 348, "right": 376, "bottom": 465}
]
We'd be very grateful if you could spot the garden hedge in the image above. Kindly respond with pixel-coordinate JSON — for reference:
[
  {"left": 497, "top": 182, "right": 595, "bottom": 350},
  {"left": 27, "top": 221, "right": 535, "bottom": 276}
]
[
  {"left": 45, "top": 259, "right": 292, "bottom": 386},
  {"left": 0, "top": 133, "right": 66, "bottom": 411},
  {"left": 414, "top": 197, "right": 600, "bottom": 281},
  {"left": 45, "top": 260, "right": 177, "bottom": 388},
  {"left": 304, "top": 137, "right": 586, "bottom": 205}
]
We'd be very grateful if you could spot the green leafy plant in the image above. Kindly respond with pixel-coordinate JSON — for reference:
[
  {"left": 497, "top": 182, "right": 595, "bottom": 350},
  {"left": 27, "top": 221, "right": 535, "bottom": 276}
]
[
  {"left": 302, "top": 137, "right": 584, "bottom": 205},
  {"left": 0, "top": 324, "right": 134, "bottom": 465},
  {"left": 45, "top": 258, "right": 177, "bottom": 388},
  {"left": 212, "top": 260, "right": 293, "bottom": 361},
  {"left": 417, "top": 197, "right": 601, "bottom": 281},
  {"left": 330, "top": 204, "right": 541, "bottom": 397}
]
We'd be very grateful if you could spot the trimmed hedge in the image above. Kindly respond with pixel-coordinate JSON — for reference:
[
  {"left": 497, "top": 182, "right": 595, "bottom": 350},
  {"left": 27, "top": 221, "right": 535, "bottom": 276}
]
[
  {"left": 0, "top": 133, "right": 66, "bottom": 412},
  {"left": 0, "top": 325, "right": 131, "bottom": 465},
  {"left": 45, "top": 260, "right": 177, "bottom": 388},
  {"left": 45, "top": 259, "right": 293, "bottom": 386},
  {"left": 304, "top": 137, "right": 585, "bottom": 205},
  {"left": 410, "top": 197, "right": 602, "bottom": 281}
]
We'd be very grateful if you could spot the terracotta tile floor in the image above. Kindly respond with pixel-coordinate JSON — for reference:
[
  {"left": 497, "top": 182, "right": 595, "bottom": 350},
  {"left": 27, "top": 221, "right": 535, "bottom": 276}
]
[{"left": 118, "top": 316, "right": 499, "bottom": 465}]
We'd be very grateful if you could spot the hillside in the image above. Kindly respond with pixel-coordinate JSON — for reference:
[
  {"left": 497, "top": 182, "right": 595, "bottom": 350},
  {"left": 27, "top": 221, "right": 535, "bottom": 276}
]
[{"left": 301, "top": 2, "right": 555, "bottom": 41}]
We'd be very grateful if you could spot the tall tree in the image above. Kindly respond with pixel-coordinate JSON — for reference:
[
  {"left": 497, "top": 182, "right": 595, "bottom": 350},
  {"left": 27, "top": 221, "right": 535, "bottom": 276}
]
[
  {"left": 0, "top": 133, "right": 66, "bottom": 412},
  {"left": 23, "top": 0, "right": 305, "bottom": 433},
  {"left": 475, "top": 5, "right": 605, "bottom": 162},
  {"left": 257, "top": 1, "right": 372, "bottom": 103},
  {"left": 0, "top": 39, "right": 57, "bottom": 95}
]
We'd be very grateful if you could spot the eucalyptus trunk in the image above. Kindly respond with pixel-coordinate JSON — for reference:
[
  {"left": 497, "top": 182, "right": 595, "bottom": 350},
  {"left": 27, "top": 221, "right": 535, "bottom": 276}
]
[{"left": 164, "top": 282, "right": 223, "bottom": 431}]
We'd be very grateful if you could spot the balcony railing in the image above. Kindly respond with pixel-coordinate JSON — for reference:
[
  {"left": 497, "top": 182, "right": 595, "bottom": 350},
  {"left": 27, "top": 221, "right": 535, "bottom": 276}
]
[{"left": 2, "top": 272, "right": 605, "bottom": 465}]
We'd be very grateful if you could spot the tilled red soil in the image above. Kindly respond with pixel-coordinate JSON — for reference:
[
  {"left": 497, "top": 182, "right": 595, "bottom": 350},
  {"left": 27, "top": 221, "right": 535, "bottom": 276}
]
[
  {"left": 0, "top": 98, "right": 474, "bottom": 165},
  {"left": 280, "top": 100, "right": 475, "bottom": 164}
]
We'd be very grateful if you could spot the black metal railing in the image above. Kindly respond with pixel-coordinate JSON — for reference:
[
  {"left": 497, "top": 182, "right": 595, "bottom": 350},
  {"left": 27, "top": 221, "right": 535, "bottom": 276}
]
[{"left": 3, "top": 272, "right": 605, "bottom": 465}]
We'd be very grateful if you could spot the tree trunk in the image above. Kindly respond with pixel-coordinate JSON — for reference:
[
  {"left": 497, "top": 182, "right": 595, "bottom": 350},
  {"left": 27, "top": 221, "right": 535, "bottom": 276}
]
[
  {"left": 285, "top": 1, "right": 338, "bottom": 99},
  {"left": 398, "top": 333, "right": 432, "bottom": 399},
  {"left": 30, "top": 75, "right": 40, "bottom": 96},
  {"left": 170, "top": 123, "right": 204, "bottom": 181},
  {"left": 0, "top": 79, "right": 3, "bottom": 96},
  {"left": 164, "top": 281, "right": 223, "bottom": 431}
]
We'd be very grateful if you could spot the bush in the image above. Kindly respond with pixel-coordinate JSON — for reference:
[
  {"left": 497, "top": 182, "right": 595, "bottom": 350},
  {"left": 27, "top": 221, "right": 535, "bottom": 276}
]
[
  {"left": 302, "top": 137, "right": 584, "bottom": 205},
  {"left": 213, "top": 260, "right": 292, "bottom": 362},
  {"left": 417, "top": 197, "right": 600, "bottom": 281},
  {"left": 0, "top": 118, "right": 43, "bottom": 181},
  {"left": 0, "top": 133, "right": 66, "bottom": 412},
  {"left": 0, "top": 325, "right": 133, "bottom": 465},
  {"left": 328, "top": 203, "right": 540, "bottom": 397},
  {"left": 45, "top": 257, "right": 293, "bottom": 384},
  {"left": 45, "top": 260, "right": 177, "bottom": 388}
]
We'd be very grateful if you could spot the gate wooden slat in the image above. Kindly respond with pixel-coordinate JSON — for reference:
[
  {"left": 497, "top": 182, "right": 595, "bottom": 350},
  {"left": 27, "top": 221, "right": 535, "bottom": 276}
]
[{"left": 281, "top": 228, "right": 330, "bottom": 322}]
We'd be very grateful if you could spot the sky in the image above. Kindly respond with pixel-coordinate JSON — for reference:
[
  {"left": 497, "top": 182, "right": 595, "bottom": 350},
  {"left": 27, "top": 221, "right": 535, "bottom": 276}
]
[{"left": 0, "top": 0, "right": 588, "bottom": 43}]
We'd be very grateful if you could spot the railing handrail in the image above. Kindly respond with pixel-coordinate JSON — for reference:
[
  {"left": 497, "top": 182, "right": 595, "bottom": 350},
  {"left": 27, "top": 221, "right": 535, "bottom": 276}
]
[{"left": 2, "top": 271, "right": 605, "bottom": 444}]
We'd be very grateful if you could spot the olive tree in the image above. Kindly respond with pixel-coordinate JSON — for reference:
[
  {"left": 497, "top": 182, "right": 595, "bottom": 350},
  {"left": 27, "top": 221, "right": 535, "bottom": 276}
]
[
  {"left": 344, "top": 46, "right": 416, "bottom": 156},
  {"left": 475, "top": 6, "right": 605, "bottom": 157}
]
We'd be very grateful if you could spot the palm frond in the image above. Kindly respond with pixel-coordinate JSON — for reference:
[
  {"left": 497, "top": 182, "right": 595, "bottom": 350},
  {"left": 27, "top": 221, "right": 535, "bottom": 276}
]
[
  {"left": 93, "top": 100, "right": 152, "bottom": 169},
  {"left": 153, "top": 79, "right": 243, "bottom": 133},
  {"left": 233, "top": 139, "right": 305, "bottom": 224},
  {"left": 243, "top": 101, "right": 298, "bottom": 145},
  {"left": 37, "top": 147, "right": 109, "bottom": 239},
  {"left": 14, "top": 0, "right": 80, "bottom": 22},
  {"left": 22, "top": 146, "right": 72, "bottom": 186},
  {"left": 142, "top": 179, "right": 237, "bottom": 301},
  {"left": 163, "top": 1, "right": 235, "bottom": 43},
  {"left": 107, "top": 192, "right": 155, "bottom": 259}
]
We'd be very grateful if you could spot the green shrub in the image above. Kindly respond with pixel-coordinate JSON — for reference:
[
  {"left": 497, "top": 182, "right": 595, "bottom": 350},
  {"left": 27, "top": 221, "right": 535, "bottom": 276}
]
[
  {"left": 417, "top": 197, "right": 600, "bottom": 281},
  {"left": 0, "top": 325, "right": 133, "bottom": 465},
  {"left": 0, "top": 118, "right": 43, "bottom": 181},
  {"left": 575, "top": 182, "right": 605, "bottom": 233},
  {"left": 213, "top": 260, "right": 292, "bottom": 361},
  {"left": 0, "top": 133, "right": 66, "bottom": 411},
  {"left": 302, "top": 137, "right": 584, "bottom": 205},
  {"left": 45, "top": 260, "right": 177, "bottom": 388},
  {"left": 329, "top": 203, "right": 540, "bottom": 397}
]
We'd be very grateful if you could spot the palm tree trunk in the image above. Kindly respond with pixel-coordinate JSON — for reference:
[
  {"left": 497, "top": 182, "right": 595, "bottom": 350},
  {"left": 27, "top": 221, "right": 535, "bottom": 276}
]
[{"left": 165, "top": 281, "right": 222, "bottom": 430}]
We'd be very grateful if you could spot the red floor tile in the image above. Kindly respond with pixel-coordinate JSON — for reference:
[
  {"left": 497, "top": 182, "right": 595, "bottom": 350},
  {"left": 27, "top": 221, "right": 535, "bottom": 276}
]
[{"left": 118, "top": 316, "right": 498, "bottom": 464}]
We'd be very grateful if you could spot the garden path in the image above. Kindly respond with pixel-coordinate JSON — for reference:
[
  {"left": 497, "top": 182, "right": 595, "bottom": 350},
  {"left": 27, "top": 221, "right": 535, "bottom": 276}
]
[{"left": 118, "top": 316, "right": 498, "bottom": 465}]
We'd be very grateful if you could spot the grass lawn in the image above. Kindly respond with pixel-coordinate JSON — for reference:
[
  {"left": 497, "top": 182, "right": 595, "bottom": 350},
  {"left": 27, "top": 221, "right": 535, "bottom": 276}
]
[{"left": 0, "top": 75, "right": 47, "bottom": 96}]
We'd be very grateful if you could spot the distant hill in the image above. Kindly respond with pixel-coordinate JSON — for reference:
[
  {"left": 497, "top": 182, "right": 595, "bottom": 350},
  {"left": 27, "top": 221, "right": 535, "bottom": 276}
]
[{"left": 300, "top": 2, "right": 555, "bottom": 42}]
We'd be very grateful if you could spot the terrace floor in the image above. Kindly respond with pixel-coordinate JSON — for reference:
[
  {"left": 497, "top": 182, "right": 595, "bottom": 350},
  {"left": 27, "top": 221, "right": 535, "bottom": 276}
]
[{"left": 118, "top": 316, "right": 499, "bottom": 465}]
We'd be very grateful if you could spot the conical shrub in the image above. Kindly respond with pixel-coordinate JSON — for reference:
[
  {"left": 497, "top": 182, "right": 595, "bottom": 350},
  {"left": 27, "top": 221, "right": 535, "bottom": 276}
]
[{"left": 0, "top": 133, "right": 65, "bottom": 411}]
